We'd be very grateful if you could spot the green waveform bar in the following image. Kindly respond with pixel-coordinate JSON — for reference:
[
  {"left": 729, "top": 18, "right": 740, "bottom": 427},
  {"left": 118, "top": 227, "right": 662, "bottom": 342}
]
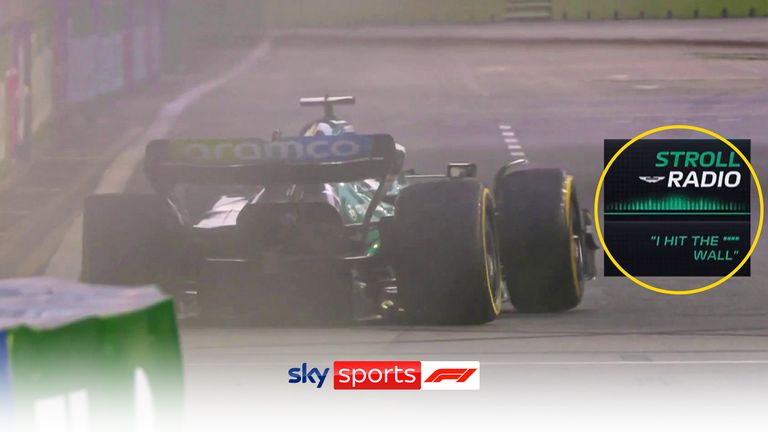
[{"left": 606, "top": 196, "right": 748, "bottom": 213}]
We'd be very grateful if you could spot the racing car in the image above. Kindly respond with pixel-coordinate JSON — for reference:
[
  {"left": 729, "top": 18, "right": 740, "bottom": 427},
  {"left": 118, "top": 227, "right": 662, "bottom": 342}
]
[{"left": 80, "top": 96, "right": 598, "bottom": 325}]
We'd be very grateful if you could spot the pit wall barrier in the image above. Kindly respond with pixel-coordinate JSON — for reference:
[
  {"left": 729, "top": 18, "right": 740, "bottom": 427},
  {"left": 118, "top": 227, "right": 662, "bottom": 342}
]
[
  {"left": 551, "top": 0, "right": 768, "bottom": 20},
  {"left": 0, "top": 0, "right": 167, "bottom": 177},
  {"left": 0, "top": 279, "right": 183, "bottom": 431}
]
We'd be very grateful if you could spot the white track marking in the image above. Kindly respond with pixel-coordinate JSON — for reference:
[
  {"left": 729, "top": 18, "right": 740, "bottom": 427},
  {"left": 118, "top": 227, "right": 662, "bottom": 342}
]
[
  {"left": 186, "top": 359, "right": 768, "bottom": 367},
  {"left": 98, "top": 39, "right": 272, "bottom": 194},
  {"left": 45, "top": 39, "right": 273, "bottom": 277},
  {"left": 498, "top": 125, "right": 526, "bottom": 159},
  {"left": 483, "top": 360, "right": 768, "bottom": 366}
]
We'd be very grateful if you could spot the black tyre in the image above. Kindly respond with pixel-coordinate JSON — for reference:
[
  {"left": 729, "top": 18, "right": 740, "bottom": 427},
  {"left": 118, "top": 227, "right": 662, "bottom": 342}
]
[
  {"left": 81, "top": 194, "right": 169, "bottom": 286},
  {"left": 394, "top": 179, "right": 502, "bottom": 325},
  {"left": 495, "top": 168, "right": 583, "bottom": 312}
]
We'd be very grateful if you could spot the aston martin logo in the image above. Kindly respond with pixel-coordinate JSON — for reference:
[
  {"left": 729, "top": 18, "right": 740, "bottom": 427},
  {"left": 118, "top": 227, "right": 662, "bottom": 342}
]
[{"left": 639, "top": 176, "right": 665, "bottom": 184}]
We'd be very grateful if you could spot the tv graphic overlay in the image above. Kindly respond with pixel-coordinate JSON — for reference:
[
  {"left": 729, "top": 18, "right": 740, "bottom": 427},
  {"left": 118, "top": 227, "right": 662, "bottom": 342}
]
[
  {"left": 604, "top": 139, "right": 751, "bottom": 277},
  {"left": 286, "top": 361, "right": 481, "bottom": 390},
  {"left": 333, "top": 361, "right": 479, "bottom": 391}
]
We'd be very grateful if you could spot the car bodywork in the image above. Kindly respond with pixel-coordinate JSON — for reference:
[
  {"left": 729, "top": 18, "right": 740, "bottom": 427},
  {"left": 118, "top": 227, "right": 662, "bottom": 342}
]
[{"left": 91, "top": 96, "right": 598, "bottom": 322}]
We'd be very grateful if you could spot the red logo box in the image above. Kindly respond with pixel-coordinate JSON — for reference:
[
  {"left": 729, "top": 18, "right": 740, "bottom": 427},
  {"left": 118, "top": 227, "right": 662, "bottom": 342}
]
[{"left": 334, "top": 361, "right": 421, "bottom": 390}]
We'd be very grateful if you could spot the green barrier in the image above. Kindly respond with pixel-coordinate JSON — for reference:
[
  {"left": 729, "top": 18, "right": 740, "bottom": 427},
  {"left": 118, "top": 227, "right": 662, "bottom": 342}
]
[
  {"left": 260, "top": 0, "right": 506, "bottom": 27},
  {"left": 553, "top": 0, "right": 768, "bottom": 19},
  {"left": 0, "top": 278, "right": 183, "bottom": 432}
]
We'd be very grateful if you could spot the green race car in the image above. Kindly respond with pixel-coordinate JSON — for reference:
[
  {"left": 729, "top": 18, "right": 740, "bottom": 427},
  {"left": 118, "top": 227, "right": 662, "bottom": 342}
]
[{"left": 80, "top": 96, "right": 598, "bottom": 325}]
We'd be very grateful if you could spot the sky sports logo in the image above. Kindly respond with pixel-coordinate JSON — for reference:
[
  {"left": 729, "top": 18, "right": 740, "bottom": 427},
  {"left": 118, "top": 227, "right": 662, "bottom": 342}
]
[{"left": 288, "top": 361, "right": 480, "bottom": 390}]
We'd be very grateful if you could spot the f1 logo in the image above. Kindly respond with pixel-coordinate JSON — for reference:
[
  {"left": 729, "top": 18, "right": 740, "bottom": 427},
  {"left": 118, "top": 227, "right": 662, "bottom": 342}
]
[
  {"left": 421, "top": 361, "right": 479, "bottom": 390},
  {"left": 425, "top": 368, "right": 476, "bottom": 383}
]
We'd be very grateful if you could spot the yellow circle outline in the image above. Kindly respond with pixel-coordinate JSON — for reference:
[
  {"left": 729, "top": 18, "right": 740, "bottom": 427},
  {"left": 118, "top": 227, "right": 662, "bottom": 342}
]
[{"left": 594, "top": 125, "right": 764, "bottom": 295}]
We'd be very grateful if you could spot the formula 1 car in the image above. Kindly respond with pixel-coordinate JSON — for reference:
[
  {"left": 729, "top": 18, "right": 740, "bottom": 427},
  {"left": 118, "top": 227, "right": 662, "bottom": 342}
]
[{"left": 80, "top": 96, "right": 598, "bottom": 325}]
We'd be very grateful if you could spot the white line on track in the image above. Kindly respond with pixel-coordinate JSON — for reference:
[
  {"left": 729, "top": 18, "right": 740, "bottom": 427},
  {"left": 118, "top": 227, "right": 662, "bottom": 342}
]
[
  {"left": 186, "top": 359, "right": 768, "bottom": 367},
  {"left": 45, "top": 39, "right": 273, "bottom": 277},
  {"left": 482, "top": 360, "right": 768, "bottom": 366},
  {"left": 97, "top": 39, "right": 272, "bottom": 194},
  {"left": 498, "top": 125, "right": 525, "bottom": 159}
]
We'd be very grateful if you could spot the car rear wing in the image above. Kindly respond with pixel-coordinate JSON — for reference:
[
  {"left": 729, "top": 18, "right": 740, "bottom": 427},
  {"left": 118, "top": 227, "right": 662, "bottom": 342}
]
[
  {"left": 144, "top": 134, "right": 396, "bottom": 192},
  {"left": 299, "top": 96, "right": 355, "bottom": 107},
  {"left": 300, "top": 95, "right": 355, "bottom": 118}
]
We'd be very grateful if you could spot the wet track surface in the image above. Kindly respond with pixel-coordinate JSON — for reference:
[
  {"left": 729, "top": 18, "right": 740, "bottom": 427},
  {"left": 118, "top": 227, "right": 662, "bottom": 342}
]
[{"left": 46, "top": 39, "right": 768, "bottom": 428}]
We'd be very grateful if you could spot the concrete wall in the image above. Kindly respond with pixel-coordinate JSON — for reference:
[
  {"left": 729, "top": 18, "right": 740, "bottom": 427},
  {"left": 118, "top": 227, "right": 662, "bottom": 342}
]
[{"left": 552, "top": 0, "right": 768, "bottom": 20}]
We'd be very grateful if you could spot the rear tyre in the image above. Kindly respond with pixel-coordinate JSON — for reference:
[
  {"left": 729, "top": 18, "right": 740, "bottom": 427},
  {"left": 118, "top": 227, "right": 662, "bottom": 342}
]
[
  {"left": 495, "top": 168, "right": 583, "bottom": 312},
  {"left": 81, "top": 194, "right": 170, "bottom": 286},
  {"left": 394, "top": 179, "right": 502, "bottom": 325}
]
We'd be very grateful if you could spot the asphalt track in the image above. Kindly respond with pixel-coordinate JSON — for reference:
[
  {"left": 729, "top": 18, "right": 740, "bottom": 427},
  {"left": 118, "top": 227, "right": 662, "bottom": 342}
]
[{"left": 46, "top": 37, "right": 768, "bottom": 430}]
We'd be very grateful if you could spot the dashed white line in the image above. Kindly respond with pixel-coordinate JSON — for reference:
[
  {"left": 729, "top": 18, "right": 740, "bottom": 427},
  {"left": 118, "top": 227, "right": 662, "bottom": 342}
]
[{"left": 498, "top": 124, "right": 526, "bottom": 159}]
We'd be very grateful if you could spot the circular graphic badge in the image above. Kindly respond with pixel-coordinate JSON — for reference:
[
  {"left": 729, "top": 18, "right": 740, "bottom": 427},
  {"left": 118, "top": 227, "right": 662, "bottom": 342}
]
[{"left": 594, "top": 125, "right": 764, "bottom": 295}]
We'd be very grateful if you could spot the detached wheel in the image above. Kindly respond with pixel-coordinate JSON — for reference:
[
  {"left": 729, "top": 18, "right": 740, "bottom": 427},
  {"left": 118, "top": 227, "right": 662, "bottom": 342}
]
[
  {"left": 496, "top": 168, "right": 583, "bottom": 312},
  {"left": 394, "top": 179, "right": 502, "bottom": 325},
  {"left": 81, "top": 194, "right": 169, "bottom": 286}
]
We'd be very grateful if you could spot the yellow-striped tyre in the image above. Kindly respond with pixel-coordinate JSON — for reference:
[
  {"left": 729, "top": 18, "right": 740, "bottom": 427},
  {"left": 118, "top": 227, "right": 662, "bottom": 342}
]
[
  {"left": 394, "top": 179, "right": 503, "bottom": 325},
  {"left": 496, "top": 169, "right": 584, "bottom": 312}
]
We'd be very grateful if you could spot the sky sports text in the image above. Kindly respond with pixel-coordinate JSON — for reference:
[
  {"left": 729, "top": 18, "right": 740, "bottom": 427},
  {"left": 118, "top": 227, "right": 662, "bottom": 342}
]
[{"left": 288, "top": 361, "right": 480, "bottom": 390}]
